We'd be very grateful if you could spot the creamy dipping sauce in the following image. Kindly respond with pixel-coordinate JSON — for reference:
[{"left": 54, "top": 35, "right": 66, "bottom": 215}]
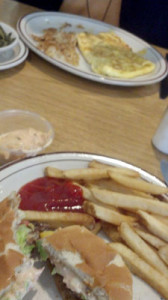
[{"left": 0, "top": 128, "right": 49, "bottom": 152}]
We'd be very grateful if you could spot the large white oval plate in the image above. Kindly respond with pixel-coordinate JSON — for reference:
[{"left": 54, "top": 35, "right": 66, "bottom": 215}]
[
  {"left": 17, "top": 12, "right": 168, "bottom": 87},
  {"left": 0, "top": 152, "right": 165, "bottom": 300}
]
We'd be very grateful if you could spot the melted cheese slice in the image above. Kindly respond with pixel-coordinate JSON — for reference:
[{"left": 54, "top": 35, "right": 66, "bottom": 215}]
[{"left": 77, "top": 32, "right": 155, "bottom": 79}]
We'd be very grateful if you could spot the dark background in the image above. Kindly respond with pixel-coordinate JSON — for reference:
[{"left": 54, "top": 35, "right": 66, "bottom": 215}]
[{"left": 16, "top": 0, "right": 168, "bottom": 48}]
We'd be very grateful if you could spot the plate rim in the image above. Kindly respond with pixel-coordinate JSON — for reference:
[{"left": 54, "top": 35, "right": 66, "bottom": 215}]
[
  {"left": 17, "top": 11, "right": 168, "bottom": 87},
  {"left": 0, "top": 151, "right": 165, "bottom": 188},
  {"left": 0, "top": 39, "right": 29, "bottom": 71}
]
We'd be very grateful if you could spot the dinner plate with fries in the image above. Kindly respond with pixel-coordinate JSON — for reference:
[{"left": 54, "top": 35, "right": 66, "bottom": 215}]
[{"left": 0, "top": 152, "right": 168, "bottom": 300}]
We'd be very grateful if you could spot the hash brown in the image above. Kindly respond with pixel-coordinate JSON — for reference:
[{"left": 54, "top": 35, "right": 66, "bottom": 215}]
[{"left": 32, "top": 27, "right": 79, "bottom": 66}]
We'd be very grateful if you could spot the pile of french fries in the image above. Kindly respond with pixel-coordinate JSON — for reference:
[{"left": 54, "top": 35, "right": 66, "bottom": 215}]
[{"left": 22, "top": 160, "right": 168, "bottom": 299}]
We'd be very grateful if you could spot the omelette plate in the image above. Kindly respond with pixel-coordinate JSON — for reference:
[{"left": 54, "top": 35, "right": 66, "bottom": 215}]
[{"left": 17, "top": 12, "right": 168, "bottom": 86}]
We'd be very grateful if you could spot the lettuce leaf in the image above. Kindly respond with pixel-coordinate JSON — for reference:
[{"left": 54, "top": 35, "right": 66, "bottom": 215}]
[
  {"left": 36, "top": 240, "right": 48, "bottom": 261},
  {"left": 16, "top": 224, "right": 35, "bottom": 255},
  {"left": 51, "top": 267, "right": 57, "bottom": 275}
]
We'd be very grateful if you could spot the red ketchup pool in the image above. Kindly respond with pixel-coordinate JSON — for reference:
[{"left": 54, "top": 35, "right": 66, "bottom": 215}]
[{"left": 19, "top": 177, "right": 84, "bottom": 212}]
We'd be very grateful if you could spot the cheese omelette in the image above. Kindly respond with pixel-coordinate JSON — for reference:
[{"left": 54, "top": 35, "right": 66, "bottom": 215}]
[{"left": 77, "top": 32, "right": 155, "bottom": 79}]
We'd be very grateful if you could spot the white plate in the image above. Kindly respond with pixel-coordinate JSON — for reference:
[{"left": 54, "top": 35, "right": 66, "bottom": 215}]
[
  {"left": 0, "top": 152, "right": 165, "bottom": 300},
  {"left": 0, "top": 39, "right": 29, "bottom": 71},
  {"left": 17, "top": 12, "right": 168, "bottom": 86}
]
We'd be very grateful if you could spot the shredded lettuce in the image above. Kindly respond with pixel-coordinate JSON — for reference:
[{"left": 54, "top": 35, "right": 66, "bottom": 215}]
[
  {"left": 51, "top": 267, "right": 57, "bottom": 275},
  {"left": 24, "top": 280, "right": 30, "bottom": 291},
  {"left": 16, "top": 224, "right": 35, "bottom": 255},
  {"left": 36, "top": 240, "right": 48, "bottom": 261}
]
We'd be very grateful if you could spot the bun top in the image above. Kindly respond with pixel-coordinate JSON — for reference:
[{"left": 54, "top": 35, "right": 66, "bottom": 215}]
[
  {"left": 0, "top": 196, "right": 24, "bottom": 293},
  {"left": 0, "top": 210, "right": 15, "bottom": 252},
  {"left": 0, "top": 197, "right": 13, "bottom": 220},
  {"left": 44, "top": 225, "right": 132, "bottom": 300},
  {"left": 0, "top": 195, "right": 20, "bottom": 253},
  {"left": 0, "top": 249, "right": 24, "bottom": 291}
]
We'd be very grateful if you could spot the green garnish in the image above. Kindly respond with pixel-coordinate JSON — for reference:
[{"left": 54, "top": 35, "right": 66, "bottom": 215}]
[
  {"left": 16, "top": 224, "right": 35, "bottom": 255},
  {"left": 36, "top": 240, "right": 48, "bottom": 261},
  {"left": 51, "top": 267, "right": 57, "bottom": 275},
  {"left": 0, "top": 25, "right": 15, "bottom": 47}
]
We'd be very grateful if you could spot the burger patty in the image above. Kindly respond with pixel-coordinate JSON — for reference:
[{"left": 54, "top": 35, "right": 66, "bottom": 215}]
[{"left": 54, "top": 274, "right": 81, "bottom": 300}]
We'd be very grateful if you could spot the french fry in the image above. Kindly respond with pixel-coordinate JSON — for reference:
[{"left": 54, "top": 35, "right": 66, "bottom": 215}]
[
  {"left": 64, "top": 168, "right": 110, "bottom": 180},
  {"left": 74, "top": 182, "right": 96, "bottom": 202},
  {"left": 135, "top": 227, "right": 166, "bottom": 249},
  {"left": 132, "top": 190, "right": 155, "bottom": 199},
  {"left": 46, "top": 164, "right": 140, "bottom": 181},
  {"left": 45, "top": 167, "right": 65, "bottom": 178},
  {"left": 119, "top": 222, "right": 168, "bottom": 276},
  {"left": 102, "top": 222, "right": 122, "bottom": 242},
  {"left": 109, "top": 242, "right": 168, "bottom": 300},
  {"left": 123, "top": 209, "right": 140, "bottom": 222},
  {"left": 46, "top": 167, "right": 109, "bottom": 180},
  {"left": 88, "top": 160, "right": 140, "bottom": 177},
  {"left": 20, "top": 210, "right": 95, "bottom": 230},
  {"left": 83, "top": 201, "right": 136, "bottom": 225},
  {"left": 158, "top": 245, "right": 168, "bottom": 266},
  {"left": 138, "top": 210, "right": 168, "bottom": 242},
  {"left": 154, "top": 214, "right": 168, "bottom": 226},
  {"left": 78, "top": 184, "right": 129, "bottom": 210},
  {"left": 85, "top": 180, "right": 155, "bottom": 199},
  {"left": 91, "top": 221, "right": 102, "bottom": 235},
  {"left": 90, "top": 187, "right": 168, "bottom": 216},
  {"left": 108, "top": 171, "right": 168, "bottom": 195}
]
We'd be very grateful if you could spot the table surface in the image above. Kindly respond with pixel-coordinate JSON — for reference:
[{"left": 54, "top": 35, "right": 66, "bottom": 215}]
[{"left": 0, "top": 0, "right": 168, "bottom": 180}]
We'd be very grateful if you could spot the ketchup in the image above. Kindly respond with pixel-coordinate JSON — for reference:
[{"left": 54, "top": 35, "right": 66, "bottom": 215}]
[{"left": 19, "top": 177, "right": 84, "bottom": 212}]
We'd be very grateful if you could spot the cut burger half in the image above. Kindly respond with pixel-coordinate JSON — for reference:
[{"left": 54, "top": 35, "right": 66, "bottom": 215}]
[
  {"left": 41, "top": 225, "right": 133, "bottom": 300},
  {"left": 0, "top": 193, "right": 42, "bottom": 300}
]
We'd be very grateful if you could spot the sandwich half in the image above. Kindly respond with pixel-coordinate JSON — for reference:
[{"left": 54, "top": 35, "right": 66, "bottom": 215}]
[
  {"left": 42, "top": 225, "right": 133, "bottom": 300},
  {"left": 0, "top": 193, "right": 42, "bottom": 300}
]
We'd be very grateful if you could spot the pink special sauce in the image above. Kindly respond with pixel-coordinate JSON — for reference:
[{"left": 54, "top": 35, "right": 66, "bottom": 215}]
[{"left": 0, "top": 128, "right": 49, "bottom": 152}]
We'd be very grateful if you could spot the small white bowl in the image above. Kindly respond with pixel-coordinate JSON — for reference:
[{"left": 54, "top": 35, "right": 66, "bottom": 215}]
[
  {"left": 0, "top": 110, "right": 54, "bottom": 164},
  {"left": 0, "top": 22, "right": 19, "bottom": 53}
]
